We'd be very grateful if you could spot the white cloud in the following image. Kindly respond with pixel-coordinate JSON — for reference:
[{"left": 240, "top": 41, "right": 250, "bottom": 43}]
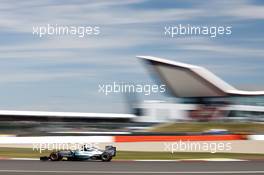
[
  {"left": 0, "top": 0, "right": 263, "bottom": 112},
  {"left": 0, "top": 71, "right": 95, "bottom": 83},
  {"left": 179, "top": 44, "right": 264, "bottom": 57},
  {"left": 227, "top": 4, "right": 264, "bottom": 19},
  {"left": 0, "top": 0, "right": 202, "bottom": 33},
  {"left": 197, "top": 0, "right": 264, "bottom": 20}
]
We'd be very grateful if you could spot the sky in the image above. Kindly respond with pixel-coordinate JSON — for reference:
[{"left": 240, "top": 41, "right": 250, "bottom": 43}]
[{"left": 0, "top": 0, "right": 263, "bottom": 113}]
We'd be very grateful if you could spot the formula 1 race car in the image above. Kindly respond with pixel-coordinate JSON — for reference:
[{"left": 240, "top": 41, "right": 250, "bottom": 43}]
[{"left": 40, "top": 145, "right": 116, "bottom": 162}]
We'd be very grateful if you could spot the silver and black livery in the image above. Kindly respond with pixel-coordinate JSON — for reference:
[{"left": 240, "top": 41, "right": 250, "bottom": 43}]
[{"left": 40, "top": 145, "right": 116, "bottom": 162}]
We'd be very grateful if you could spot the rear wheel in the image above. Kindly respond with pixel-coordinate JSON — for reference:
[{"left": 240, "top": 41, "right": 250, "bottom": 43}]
[
  {"left": 67, "top": 157, "right": 75, "bottom": 161},
  {"left": 101, "top": 152, "right": 112, "bottom": 162},
  {"left": 49, "top": 152, "right": 62, "bottom": 161}
]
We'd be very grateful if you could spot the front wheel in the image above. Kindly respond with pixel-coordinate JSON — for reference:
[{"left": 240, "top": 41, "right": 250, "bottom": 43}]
[
  {"left": 101, "top": 152, "right": 112, "bottom": 162},
  {"left": 40, "top": 156, "right": 49, "bottom": 161}
]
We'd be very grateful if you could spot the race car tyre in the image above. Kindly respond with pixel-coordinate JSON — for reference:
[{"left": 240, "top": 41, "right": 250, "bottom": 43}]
[
  {"left": 101, "top": 152, "right": 112, "bottom": 162},
  {"left": 67, "top": 157, "right": 75, "bottom": 161},
  {"left": 40, "top": 156, "right": 49, "bottom": 161},
  {"left": 50, "top": 152, "right": 62, "bottom": 161}
]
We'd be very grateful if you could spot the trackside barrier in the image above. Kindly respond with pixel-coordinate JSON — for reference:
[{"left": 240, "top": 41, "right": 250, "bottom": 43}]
[
  {"left": 247, "top": 135, "right": 264, "bottom": 140},
  {"left": 0, "top": 136, "right": 113, "bottom": 144},
  {"left": 0, "top": 135, "right": 251, "bottom": 144},
  {"left": 113, "top": 135, "right": 245, "bottom": 142}
]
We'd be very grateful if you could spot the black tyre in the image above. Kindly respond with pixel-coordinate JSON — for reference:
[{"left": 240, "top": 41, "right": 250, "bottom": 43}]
[
  {"left": 49, "top": 152, "right": 62, "bottom": 161},
  {"left": 40, "top": 156, "right": 49, "bottom": 161},
  {"left": 101, "top": 152, "right": 112, "bottom": 162},
  {"left": 67, "top": 157, "right": 75, "bottom": 161}
]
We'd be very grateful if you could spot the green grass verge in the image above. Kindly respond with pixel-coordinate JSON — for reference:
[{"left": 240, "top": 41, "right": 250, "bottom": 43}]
[
  {"left": 0, "top": 147, "right": 50, "bottom": 158},
  {"left": 0, "top": 147, "right": 263, "bottom": 160},
  {"left": 116, "top": 151, "right": 264, "bottom": 160},
  {"left": 149, "top": 122, "right": 264, "bottom": 133}
]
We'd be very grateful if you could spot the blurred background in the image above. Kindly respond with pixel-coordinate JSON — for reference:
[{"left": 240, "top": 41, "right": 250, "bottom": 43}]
[{"left": 0, "top": 0, "right": 263, "bottom": 137}]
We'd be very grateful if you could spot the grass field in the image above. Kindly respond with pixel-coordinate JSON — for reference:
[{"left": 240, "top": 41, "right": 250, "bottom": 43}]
[
  {"left": 0, "top": 147, "right": 263, "bottom": 160},
  {"left": 149, "top": 122, "right": 264, "bottom": 133}
]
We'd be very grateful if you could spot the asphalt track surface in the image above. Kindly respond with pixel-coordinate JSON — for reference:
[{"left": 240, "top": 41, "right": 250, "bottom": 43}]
[{"left": 0, "top": 160, "right": 263, "bottom": 175}]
